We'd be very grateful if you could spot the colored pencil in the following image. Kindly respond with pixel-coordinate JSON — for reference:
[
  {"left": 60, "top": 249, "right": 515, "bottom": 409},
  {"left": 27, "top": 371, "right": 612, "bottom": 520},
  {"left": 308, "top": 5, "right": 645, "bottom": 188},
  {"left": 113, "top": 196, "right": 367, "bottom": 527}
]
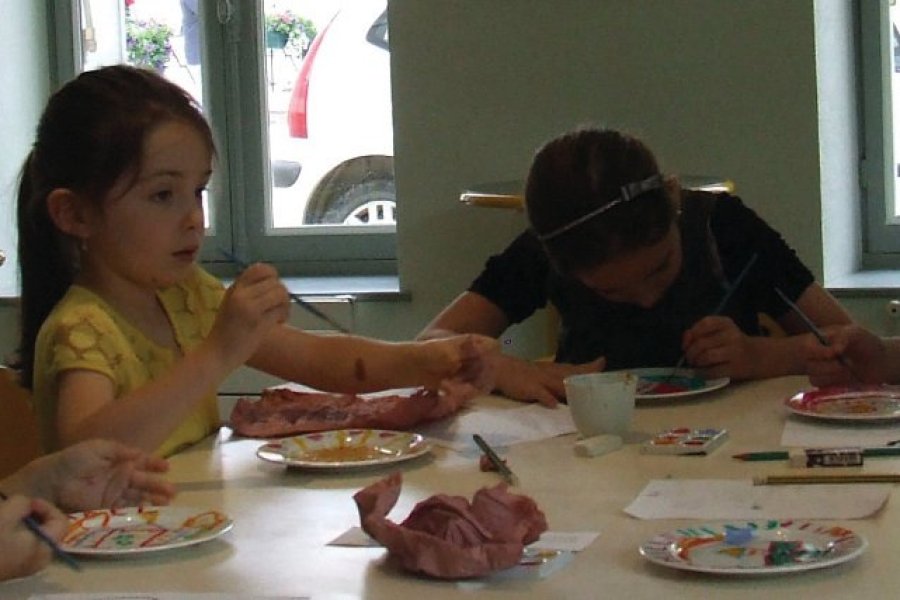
[
  {"left": 473, "top": 434, "right": 518, "bottom": 485},
  {"left": 753, "top": 473, "right": 900, "bottom": 485},
  {"left": 734, "top": 447, "right": 900, "bottom": 461},
  {"left": 220, "top": 248, "right": 351, "bottom": 333},
  {"left": 0, "top": 491, "right": 81, "bottom": 571},
  {"left": 733, "top": 451, "right": 792, "bottom": 461}
]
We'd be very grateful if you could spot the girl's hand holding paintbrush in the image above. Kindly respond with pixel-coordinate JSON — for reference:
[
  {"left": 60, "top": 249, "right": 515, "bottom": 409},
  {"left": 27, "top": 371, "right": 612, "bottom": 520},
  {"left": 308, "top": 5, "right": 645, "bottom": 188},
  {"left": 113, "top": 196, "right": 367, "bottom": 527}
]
[
  {"left": 804, "top": 324, "right": 900, "bottom": 386},
  {"left": 682, "top": 316, "right": 765, "bottom": 380},
  {"left": 206, "top": 261, "right": 291, "bottom": 373},
  {"left": 0, "top": 494, "right": 67, "bottom": 581},
  {"left": 216, "top": 257, "right": 499, "bottom": 394}
]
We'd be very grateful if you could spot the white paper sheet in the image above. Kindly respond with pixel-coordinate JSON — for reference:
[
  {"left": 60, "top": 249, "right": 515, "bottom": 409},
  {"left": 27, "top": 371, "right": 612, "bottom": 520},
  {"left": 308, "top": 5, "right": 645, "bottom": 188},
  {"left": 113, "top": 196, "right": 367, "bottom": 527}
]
[
  {"left": 781, "top": 418, "right": 900, "bottom": 448},
  {"left": 416, "top": 403, "right": 576, "bottom": 450},
  {"left": 624, "top": 479, "right": 890, "bottom": 520}
]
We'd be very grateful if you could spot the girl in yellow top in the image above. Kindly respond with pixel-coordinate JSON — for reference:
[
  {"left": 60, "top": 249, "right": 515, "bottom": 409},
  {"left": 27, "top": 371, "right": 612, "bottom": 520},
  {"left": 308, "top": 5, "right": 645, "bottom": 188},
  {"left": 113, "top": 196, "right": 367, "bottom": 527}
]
[{"left": 17, "top": 65, "right": 493, "bottom": 457}]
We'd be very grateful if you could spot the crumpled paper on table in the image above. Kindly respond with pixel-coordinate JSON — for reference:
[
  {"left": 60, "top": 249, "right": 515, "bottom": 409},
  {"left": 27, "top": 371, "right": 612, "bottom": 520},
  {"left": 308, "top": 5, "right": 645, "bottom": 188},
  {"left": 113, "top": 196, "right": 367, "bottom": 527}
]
[{"left": 353, "top": 472, "right": 548, "bottom": 579}]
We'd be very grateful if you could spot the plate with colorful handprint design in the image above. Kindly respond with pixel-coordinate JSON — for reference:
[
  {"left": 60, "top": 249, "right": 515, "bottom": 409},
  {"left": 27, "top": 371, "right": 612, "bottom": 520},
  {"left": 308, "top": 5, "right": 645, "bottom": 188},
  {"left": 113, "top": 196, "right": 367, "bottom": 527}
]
[
  {"left": 785, "top": 385, "right": 900, "bottom": 422},
  {"left": 62, "top": 506, "right": 233, "bottom": 555},
  {"left": 639, "top": 520, "right": 866, "bottom": 575}
]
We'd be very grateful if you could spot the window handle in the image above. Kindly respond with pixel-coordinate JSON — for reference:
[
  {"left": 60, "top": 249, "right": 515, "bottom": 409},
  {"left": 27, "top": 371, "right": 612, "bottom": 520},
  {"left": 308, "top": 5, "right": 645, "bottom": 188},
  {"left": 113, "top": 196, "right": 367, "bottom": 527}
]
[{"left": 217, "top": 0, "right": 234, "bottom": 24}]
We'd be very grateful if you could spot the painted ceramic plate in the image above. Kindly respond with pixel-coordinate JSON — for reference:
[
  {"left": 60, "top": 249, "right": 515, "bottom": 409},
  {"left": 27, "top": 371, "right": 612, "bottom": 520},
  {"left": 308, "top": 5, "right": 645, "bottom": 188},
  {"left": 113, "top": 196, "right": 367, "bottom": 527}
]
[
  {"left": 639, "top": 520, "right": 867, "bottom": 575},
  {"left": 256, "top": 429, "right": 432, "bottom": 469},
  {"left": 785, "top": 386, "right": 900, "bottom": 422},
  {"left": 627, "top": 367, "right": 730, "bottom": 400},
  {"left": 62, "top": 506, "right": 233, "bottom": 556}
]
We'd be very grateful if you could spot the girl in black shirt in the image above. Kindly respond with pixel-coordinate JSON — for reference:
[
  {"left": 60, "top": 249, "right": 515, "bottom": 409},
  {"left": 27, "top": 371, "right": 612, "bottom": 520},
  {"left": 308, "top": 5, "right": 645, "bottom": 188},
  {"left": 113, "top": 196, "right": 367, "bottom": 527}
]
[{"left": 420, "top": 127, "right": 853, "bottom": 406}]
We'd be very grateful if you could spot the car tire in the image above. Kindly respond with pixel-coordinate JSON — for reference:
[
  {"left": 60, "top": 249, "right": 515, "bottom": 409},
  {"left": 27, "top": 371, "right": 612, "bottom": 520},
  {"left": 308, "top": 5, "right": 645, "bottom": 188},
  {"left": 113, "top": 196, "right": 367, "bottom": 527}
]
[{"left": 319, "top": 177, "right": 396, "bottom": 225}]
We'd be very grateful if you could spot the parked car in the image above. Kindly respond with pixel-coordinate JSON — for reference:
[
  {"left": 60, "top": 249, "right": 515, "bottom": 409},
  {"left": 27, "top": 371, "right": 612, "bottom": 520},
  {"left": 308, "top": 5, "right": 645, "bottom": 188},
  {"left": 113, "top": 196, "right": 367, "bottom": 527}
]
[{"left": 271, "top": 0, "right": 394, "bottom": 226}]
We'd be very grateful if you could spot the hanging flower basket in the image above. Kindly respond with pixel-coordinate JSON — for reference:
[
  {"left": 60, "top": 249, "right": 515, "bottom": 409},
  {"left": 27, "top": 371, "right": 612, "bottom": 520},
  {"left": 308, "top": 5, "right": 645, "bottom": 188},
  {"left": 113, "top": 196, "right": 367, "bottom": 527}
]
[
  {"left": 266, "top": 30, "right": 289, "bottom": 49},
  {"left": 265, "top": 10, "right": 317, "bottom": 50},
  {"left": 125, "top": 18, "right": 174, "bottom": 73}
]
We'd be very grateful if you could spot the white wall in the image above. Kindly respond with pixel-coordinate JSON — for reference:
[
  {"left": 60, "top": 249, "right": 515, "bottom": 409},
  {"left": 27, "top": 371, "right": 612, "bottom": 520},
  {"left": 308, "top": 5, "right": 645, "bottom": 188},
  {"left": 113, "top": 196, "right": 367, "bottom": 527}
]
[{"left": 0, "top": 1, "right": 50, "bottom": 363}]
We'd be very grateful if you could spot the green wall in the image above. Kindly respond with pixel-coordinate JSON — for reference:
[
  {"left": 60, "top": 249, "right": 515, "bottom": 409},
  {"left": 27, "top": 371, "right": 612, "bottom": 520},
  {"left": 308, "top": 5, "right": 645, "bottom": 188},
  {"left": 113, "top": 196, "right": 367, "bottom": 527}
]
[{"left": 387, "top": 0, "right": 825, "bottom": 352}]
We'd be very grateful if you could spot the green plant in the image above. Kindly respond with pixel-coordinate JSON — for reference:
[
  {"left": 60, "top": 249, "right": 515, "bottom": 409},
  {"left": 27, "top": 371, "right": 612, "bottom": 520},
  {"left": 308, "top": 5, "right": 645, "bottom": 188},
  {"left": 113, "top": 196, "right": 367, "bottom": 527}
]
[
  {"left": 125, "top": 18, "right": 173, "bottom": 72},
  {"left": 265, "top": 10, "right": 317, "bottom": 46}
]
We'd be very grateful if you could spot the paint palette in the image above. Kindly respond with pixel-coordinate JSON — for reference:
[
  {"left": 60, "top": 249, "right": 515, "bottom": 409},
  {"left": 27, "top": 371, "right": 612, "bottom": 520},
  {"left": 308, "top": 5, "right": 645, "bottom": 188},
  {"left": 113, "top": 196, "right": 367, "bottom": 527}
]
[{"left": 641, "top": 427, "right": 729, "bottom": 455}]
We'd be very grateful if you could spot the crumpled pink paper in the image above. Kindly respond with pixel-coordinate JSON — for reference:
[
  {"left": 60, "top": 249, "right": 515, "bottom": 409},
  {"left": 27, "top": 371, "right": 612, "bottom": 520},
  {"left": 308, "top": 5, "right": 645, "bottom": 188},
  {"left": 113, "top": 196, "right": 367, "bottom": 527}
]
[{"left": 353, "top": 472, "right": 548, "bottom": 579}]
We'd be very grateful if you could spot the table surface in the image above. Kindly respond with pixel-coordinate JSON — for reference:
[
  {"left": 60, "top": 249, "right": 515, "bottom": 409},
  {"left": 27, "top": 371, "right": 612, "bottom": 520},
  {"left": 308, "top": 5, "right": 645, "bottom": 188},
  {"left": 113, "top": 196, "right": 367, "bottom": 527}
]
[{"left": 7, "top": 376, "right": 900, "bottom": 599}]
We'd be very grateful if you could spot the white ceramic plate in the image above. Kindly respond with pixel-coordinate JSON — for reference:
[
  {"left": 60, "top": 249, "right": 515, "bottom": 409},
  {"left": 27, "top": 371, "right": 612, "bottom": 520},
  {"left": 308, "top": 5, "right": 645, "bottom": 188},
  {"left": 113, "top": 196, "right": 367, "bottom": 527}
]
[
  {"left": 626, "top": 367, "right": 730, "bottom": 400},
  {"left": 639, "top": 520, "right": 867, "bottom": 575},
  {"left": 785, "top": 385, "right": 900, "bottom": 422},
  {"left": 62, "top": 506, "right": 233, "bottom": 556},
  {"left": 256, "top": 429, "right": 432, "bottom": 469}
]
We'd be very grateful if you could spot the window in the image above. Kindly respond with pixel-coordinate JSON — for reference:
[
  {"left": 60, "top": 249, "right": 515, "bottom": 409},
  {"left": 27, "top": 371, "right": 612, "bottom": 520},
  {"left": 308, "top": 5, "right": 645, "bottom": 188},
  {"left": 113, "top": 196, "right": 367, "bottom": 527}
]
[
  {"left": 57, "top": 0, "right": 396, "bottom": 277},
  {"left": 860, "top": 0, "right": 900, "bottom": 260}
]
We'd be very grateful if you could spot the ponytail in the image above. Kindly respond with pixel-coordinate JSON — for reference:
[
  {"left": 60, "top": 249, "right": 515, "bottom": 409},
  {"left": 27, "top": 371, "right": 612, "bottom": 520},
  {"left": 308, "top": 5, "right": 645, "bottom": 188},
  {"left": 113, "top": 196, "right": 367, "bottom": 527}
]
[{"left": 16, "top": 152, "right": 76, "bottom": 389}]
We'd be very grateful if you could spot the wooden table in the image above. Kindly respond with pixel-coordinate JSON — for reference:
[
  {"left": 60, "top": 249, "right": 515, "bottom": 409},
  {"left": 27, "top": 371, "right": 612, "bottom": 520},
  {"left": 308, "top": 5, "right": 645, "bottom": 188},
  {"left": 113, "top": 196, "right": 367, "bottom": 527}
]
[{"left": 8, "top": 376, "right": 899, "bottom": 598}]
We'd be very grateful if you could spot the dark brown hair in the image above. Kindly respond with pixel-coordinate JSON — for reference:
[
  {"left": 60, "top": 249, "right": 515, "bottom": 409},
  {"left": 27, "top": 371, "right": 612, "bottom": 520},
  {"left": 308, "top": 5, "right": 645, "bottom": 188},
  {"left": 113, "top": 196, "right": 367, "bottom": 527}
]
[
  {"left": 16, "top": 65, "right": 214, "bottom": 388},
  {"left": 525, "top": 127, "right": 678, "bottom": 275}
]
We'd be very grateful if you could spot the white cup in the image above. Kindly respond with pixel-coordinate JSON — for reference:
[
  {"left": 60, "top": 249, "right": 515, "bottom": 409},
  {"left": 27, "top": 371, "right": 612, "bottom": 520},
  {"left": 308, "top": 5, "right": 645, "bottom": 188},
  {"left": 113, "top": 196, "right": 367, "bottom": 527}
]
[{"left": 564, "top": 372, "right": 637, "bottom": 438}]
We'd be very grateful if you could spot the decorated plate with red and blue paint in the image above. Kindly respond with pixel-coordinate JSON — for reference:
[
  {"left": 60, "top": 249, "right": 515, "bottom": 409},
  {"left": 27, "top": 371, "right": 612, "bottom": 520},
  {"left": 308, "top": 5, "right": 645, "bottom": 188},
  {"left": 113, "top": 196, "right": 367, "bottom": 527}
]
[
  {"left": 256, "top": 429, "right": 432, "bottom": 469},
  {"left": 62, "top": 506, "right": 233, "bottom": 556},
  {"left": 785, "top": 385, "right": 900, "bottom": 422},
  {"left": 639, "top": 520, "right": 866, "bottom": 575},
  {"left": 627, "top": 368, "right": 730, "bottom": 400}
]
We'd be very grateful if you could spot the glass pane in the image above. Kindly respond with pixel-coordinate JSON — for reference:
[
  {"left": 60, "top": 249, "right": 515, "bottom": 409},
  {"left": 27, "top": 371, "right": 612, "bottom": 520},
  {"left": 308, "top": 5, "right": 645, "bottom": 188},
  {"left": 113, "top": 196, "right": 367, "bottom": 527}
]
[
  {"left": 891, "top": 2, "right": 900, "bottom": 218},
  {"left": 265, "top": 0, "right": 395, "bottom": 230},
  {"left": 79, "top": 0, "right": 212, "bottom": 230}
]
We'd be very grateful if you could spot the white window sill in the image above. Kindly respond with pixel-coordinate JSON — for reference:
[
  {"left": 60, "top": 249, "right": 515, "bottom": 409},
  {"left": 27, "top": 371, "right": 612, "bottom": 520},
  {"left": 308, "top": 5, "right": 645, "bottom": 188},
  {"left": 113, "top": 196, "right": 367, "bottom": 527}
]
[{"left": 827, "top": 270, "right": 900, "bottom": 296}]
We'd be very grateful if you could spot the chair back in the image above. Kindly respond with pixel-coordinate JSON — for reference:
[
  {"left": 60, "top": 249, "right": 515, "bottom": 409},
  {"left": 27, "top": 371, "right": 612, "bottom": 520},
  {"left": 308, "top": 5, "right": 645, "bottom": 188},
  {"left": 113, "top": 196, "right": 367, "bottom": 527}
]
[{"left": 0, "top": 367, "right": 42, "bottom": 479}]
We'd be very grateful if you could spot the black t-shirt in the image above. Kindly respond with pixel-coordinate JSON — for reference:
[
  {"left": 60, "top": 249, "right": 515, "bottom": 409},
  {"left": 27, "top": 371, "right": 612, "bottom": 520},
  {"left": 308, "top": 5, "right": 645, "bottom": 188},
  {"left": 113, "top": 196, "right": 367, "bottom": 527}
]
[{"left": 468, "top": 191, "right": 814, "bottom": 370}]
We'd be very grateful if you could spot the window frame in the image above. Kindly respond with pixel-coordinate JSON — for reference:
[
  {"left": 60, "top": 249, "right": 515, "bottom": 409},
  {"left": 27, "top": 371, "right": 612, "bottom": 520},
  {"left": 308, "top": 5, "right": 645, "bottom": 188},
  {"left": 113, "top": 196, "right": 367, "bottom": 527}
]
[
  {"left": 50, "top": 0, "right": 397, "bottom": 280},
  {"left": 860, "top": 0, "right": 900, "bottom": 264}
]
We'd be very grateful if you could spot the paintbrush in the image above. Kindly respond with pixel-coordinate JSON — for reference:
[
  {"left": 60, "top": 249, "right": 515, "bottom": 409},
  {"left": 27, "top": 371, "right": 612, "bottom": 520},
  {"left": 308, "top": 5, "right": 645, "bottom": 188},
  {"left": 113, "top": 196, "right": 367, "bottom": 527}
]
[
  {"left": 642, "top": 252, "right": 759, "bottom": 394},
  {"left": 219, "top": 249, "right": 351, "bottom": 334},
  {"left": 0, "top": 491, "right": 80, "bottom": 571},
  {"left": 473, "top": 434, "right": 518, "bottom": 485},
  {"left": 774, "top": 286, "right": 861, "bottom": 382}
]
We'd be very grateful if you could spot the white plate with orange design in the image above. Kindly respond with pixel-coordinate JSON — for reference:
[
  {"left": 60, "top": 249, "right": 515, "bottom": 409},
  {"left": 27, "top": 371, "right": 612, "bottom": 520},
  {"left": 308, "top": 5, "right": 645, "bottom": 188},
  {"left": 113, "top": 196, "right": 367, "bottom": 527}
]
[
  {"left": 256, "top": 428, "right": 432, "bottom": 469},
  {"left": 62, "top": 506, "right": 233, "bottom": 555}
]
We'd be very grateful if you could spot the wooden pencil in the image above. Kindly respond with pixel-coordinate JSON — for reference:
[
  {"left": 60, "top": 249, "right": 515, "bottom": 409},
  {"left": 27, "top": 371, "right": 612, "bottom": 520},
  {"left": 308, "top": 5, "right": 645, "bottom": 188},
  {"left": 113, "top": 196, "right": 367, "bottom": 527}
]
[{"left": 753, "top": 473, "right": 900, "bottom": 485}]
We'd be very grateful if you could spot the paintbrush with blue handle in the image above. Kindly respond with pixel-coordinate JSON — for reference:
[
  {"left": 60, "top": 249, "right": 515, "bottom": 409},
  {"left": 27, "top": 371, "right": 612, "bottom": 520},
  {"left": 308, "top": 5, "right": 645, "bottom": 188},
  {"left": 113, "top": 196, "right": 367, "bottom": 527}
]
[{"left": 0, "top": 491, "right": 80, "bottom": 572}]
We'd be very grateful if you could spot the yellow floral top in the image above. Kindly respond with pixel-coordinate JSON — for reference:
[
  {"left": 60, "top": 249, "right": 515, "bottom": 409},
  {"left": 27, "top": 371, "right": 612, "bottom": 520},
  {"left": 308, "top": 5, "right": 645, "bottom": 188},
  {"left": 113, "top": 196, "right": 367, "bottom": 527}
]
[{"left": 33, "top": 266, "right": 225, "bottom": 457}]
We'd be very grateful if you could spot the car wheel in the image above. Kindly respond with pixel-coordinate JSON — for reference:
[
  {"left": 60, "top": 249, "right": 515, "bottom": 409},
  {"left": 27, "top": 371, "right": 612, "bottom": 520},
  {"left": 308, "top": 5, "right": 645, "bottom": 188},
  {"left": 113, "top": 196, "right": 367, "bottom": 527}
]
[{"left": 320, "top": 178, "right": 396, "bottom": 225}]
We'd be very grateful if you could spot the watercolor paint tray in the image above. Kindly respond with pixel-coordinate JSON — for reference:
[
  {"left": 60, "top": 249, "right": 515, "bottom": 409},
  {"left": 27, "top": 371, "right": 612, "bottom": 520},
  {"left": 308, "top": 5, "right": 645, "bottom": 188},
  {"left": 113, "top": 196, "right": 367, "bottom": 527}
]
[{"left": 641, "top": 427, "right": 729, "bottom": 455}]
